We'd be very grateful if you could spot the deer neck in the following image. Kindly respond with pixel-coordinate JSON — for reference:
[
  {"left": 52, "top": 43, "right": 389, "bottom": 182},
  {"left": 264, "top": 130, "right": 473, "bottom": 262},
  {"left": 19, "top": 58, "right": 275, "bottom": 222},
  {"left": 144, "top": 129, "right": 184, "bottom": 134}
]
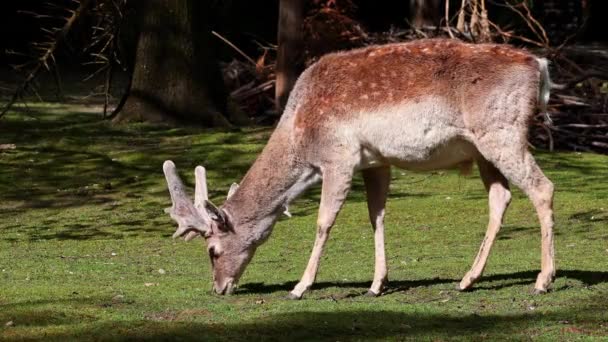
[{"left": 221, "top": 125, "right": 319, "bottom": 245}]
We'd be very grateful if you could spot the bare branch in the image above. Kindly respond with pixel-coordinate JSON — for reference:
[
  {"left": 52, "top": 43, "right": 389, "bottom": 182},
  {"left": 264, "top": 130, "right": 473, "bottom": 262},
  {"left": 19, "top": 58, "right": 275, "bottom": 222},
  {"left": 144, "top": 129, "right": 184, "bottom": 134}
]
[
  {"left": 1, "top": 0, "right": 92, "bottom": 118},
  {"left": 212, "top": 31, "right": 257, "bottom": 66}
]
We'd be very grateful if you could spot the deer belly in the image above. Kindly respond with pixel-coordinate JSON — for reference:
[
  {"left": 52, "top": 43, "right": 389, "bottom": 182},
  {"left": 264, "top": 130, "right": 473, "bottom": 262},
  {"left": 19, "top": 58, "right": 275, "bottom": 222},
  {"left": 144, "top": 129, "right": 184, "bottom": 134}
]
[
  {"left": 358, "top": 138, "right": 476, "bottom": 171},
  {"left": 388, "top": 139, "right": 477, "bottom": 171},
  {"left": 354, "top": 103, "right": 476, "bottom": 171}
]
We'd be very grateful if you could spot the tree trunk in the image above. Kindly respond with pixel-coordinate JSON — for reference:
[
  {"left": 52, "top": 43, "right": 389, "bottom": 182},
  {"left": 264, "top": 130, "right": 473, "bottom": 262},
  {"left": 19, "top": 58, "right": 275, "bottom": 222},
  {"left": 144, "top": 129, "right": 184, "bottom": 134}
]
[
  {"left": 410, "top": 0, "right": 442, "bottom": 29},
  {"left": 113, "top": 0, "right": 233, "bottom": 126},
  {"left": 275, "top": 0, "right": 305, "bottom": 113}
]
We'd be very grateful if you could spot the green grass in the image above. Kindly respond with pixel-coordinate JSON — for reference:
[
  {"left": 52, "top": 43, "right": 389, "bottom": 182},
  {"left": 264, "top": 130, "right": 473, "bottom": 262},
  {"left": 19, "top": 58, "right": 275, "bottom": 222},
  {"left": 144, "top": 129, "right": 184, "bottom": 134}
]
[{"left": 1, "top": 103, "right": 607, "bottom": 341}]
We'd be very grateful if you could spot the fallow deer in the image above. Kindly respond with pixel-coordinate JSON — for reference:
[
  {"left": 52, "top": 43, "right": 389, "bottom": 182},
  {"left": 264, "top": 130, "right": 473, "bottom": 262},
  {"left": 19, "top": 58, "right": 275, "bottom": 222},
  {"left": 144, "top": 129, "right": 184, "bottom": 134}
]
[{"left": 163, "top": 39, "right": 556, "bottom": 299}]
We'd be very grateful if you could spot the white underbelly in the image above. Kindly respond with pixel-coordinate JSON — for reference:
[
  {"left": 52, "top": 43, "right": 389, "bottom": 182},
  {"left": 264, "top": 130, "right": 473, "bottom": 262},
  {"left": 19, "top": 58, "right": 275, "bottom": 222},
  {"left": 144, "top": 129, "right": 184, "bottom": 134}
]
[
  {"left": 358, "top": 139, "right": 477, "bottom": 171},
  {"left": 350, "top": 98, "right": 477, "bottom": 171}
]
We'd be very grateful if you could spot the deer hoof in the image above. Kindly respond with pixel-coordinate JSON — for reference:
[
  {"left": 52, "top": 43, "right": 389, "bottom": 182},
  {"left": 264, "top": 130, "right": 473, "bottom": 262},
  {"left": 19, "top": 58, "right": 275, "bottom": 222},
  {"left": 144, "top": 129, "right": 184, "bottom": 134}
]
[
  {"left": 531, "top": 288, "right": 547, "bottom": 295},
  {"left": 364, "top": 290, "right": 380, "bottom": 297},
  {"left": 286, "top": 292, "right": 302, "bottom": 300},
  {"left": 455, "top": 283, "right": 471, "bottom": 292}
]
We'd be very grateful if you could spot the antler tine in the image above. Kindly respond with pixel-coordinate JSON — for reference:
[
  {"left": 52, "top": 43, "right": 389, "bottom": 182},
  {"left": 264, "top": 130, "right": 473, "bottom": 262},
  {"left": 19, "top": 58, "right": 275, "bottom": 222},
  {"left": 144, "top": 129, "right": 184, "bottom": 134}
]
[
  {"left": 194, "top": 166, "right": 208, "bottom": 210},
  {"left": 163, "top": 161, "right": 189, "bottom": 205},
  {"left": 163, "top": 160, "right": 209, "bottom": 239}
]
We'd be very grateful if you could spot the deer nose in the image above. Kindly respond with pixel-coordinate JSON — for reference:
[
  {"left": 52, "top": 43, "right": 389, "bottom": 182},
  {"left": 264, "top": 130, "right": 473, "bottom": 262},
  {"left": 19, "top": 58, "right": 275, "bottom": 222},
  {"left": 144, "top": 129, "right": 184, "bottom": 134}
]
[
  {"left": 214, "top": 279, "right": 234, "bottom": 295},
  {"left": 212, "top": 282, "right": 223, "bottom": 295}
]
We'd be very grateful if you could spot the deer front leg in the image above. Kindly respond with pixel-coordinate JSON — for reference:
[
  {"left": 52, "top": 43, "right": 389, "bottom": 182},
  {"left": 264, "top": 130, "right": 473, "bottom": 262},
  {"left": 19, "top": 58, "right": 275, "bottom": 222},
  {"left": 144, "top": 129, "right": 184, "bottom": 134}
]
[
  {"left": 288, "top": 168, "right": 353, "bottom": 300},
  {"left": 362, "top": 166, "right": 391, "bottom": 296},
  {"left": 459, "top": 158, "right": 511, "bottom": 291}
]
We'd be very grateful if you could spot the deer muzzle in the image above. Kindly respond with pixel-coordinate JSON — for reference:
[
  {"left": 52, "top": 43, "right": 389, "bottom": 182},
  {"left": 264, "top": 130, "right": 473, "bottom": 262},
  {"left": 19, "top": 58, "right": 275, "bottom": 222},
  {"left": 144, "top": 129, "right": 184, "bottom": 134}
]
[{"left": 214, "top": 278, "right": 235, "bottom": 295}]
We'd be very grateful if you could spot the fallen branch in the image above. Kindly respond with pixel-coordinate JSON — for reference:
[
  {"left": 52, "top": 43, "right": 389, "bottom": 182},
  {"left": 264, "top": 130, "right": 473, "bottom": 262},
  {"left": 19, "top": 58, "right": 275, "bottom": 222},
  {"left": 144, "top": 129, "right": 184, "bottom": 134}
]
[
  {"left": 551, "top": 71, "right": 608, "bottom": 90},
  {"left": 591, "top": 141, "right": 608, "bottom": 149},
  {"left": 560, "top": 124, "right": 608, "bottom": 129},
  {"left": 554, "top": 94, "right": 589, "bottom": 106},
  {"left": 230, "top": 80, "right": 275, "bottom": 102},
  {"left": 212, "top": 31, "right": 257, "bottom": 66}
]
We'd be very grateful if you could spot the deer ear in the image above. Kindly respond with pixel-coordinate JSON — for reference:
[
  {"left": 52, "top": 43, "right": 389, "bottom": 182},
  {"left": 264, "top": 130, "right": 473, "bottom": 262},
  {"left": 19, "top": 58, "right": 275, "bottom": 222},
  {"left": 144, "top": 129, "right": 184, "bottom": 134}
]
[
  {"left": 227, "top": 183, "right": 239, "bottom": 199},
  {"left": 204, "top": 200, "right": 230, "bottom": 230}
]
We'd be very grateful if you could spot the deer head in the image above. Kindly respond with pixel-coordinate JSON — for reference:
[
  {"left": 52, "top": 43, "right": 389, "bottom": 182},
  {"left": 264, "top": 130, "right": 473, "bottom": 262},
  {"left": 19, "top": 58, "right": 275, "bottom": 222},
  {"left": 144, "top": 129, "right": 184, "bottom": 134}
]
[{"left": 163, "top": 160, "right": 255, "bottom": 295}]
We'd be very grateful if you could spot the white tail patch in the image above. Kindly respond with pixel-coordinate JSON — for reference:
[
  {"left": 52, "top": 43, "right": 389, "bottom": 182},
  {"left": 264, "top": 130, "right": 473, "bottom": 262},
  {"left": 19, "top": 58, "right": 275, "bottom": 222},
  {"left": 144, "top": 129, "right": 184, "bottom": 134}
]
[{"left": 536, "top": 57, "right": 552, "bottom": 125}]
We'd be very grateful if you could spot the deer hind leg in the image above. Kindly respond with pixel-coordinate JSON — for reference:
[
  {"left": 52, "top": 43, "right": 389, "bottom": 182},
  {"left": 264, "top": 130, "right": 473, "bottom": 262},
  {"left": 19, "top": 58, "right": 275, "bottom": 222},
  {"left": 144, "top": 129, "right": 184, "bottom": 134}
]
[
  {"left": 362, "top": 166, "right": 391, "bottom": 296},
  {"left": 475, "top": 132, "right": 555, "bottom": 293},
  {"left": 459, "top": 158, "right": 511, "bottom": 291},
  {"left": 288, "top": 167, "right": 353, "bottom": 300}
]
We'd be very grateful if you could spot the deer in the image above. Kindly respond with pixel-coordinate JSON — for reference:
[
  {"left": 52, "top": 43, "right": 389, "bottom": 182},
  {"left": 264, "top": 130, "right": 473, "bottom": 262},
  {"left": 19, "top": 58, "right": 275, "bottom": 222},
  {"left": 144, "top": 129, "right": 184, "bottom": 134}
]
[{"left": 163, "top": 38, "right": 555, "bottom": 299}]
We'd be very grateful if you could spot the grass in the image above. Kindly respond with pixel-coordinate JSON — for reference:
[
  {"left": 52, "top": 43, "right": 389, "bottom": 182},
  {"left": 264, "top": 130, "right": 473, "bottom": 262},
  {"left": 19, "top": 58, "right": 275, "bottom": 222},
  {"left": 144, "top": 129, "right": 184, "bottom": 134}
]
[{"left": 0, "top": 103, "right": 607, "bottom": 341}]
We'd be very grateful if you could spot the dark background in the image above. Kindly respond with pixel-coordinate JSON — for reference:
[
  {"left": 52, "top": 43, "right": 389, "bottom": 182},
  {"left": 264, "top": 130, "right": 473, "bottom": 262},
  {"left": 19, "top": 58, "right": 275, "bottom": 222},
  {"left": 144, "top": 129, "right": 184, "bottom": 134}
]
[{"left": 1, "top": 0, "right": 606, "bottom": 66}]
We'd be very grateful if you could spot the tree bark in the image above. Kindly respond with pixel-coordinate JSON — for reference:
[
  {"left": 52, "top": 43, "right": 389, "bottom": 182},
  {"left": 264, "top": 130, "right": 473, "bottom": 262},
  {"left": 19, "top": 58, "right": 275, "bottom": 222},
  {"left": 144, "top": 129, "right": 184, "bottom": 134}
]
[
  {"left": 275, "top": 0, "right": 305, "bottom": 113},
  {"left": 113, "top": 0, "right": 234, "bottom": 126},
  {"left": 410, "top": 0, "right": 442, "bottom": 29}
]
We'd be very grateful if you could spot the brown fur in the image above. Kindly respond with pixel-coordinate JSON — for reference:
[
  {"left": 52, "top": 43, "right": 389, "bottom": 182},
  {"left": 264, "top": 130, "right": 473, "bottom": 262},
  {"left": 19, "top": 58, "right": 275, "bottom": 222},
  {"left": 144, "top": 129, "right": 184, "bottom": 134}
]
[
  {"left": 295, "top": 39, "right": 537, "bottom": 130},
  {"left": 163, "top": 39, "right": 555, "bottom": 298}
]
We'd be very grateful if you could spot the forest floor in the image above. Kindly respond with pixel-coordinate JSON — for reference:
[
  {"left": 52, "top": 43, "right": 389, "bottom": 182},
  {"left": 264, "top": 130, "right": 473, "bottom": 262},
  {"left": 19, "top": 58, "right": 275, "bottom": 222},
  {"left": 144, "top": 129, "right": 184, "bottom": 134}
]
[{"left": 0, "top": 103, "right": 607, "bottom": 341}]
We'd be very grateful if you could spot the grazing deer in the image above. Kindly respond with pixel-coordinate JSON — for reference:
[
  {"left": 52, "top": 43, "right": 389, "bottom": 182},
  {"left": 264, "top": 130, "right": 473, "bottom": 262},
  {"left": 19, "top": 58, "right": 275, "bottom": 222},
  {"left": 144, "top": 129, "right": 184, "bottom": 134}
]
[{"left": 163, "top": 39, "right": 555, "bottom": 299}]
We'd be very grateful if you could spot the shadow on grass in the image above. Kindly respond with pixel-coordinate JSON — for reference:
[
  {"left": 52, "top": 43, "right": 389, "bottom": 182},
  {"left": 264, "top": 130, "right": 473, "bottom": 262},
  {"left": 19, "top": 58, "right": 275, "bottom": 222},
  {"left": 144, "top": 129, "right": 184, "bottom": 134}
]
[
  {"left": 2, "top": 106, "right": 607, "bottom": 243},
  {"left": 15, "top": 312, "right": 555, "bottom": 340},
  {"left": 497, "top": 225, "right": 537, "bottom": 240},
  {"left": 0, "top": 107, "right": 374, "bottom": 217},
  {"left": 569, "top": 210, "right": 608, "bottom": 223},
  {"left": 239, "top": 277, "right": 455, "bottom": 296},
  {"left": 237, "top": 269, "right": 608, "bottom": 295},
  {"left": 0, "top": 107, "right": 263, "bottom": 213},
  {"left": 535, "top": 152, "right": 608, "bottom": 197},
  {"left": 2, "top": 295, "right": 607, "bottom": 340},
  {"left": 470, "top": 269, "right": 608, "bottom": 291},
  {"left": 1, "top": 272, "right": 607, "bottom": 340}
]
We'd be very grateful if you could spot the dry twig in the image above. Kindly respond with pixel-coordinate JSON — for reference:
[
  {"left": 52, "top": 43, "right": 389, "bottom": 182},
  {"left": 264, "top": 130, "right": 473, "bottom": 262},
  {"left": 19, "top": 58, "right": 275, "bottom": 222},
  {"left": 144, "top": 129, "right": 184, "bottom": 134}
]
[{"left": 1, "top": 0, "right": 92, "bottom": 118}]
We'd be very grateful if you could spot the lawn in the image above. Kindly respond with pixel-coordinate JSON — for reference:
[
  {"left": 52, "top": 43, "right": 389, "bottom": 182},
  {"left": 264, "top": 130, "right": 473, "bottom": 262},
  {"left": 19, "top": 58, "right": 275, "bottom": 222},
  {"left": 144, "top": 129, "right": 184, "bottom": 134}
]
[{"left": 1, "top": 103, "right": 607, "bottom": 341}]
